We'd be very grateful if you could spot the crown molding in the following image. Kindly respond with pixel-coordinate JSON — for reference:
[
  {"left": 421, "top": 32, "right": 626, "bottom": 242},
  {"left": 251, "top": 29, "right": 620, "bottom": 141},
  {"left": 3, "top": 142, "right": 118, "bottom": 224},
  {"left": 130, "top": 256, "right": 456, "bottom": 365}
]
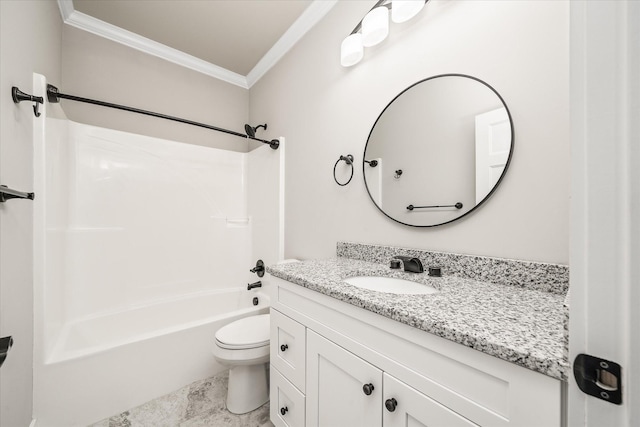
[
  {"left": 246, "top": 0, "right": 338, "bottom": 87},
  {"left": 58, "top": 2, "right": 248, "bottom": 88},
  {"left": 57, "top": 0, "right": 74, "bottom": 21},
  {"left": 57, "top": 0, "right": 337, "bottom": 89}
]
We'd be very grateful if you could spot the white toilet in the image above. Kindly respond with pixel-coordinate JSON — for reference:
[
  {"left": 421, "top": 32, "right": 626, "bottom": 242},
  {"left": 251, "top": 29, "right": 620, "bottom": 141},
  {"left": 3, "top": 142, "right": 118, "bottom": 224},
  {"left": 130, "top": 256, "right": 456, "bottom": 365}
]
[{"left": 212, "top": 314, "right": 270, "bottom": 414}]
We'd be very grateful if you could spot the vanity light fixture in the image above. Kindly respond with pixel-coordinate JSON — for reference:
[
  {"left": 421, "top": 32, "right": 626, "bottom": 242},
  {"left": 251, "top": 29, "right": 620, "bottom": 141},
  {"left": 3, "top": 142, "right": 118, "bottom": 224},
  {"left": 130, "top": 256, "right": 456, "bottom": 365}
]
[
  {"left": 340, "top": 0, "right": 428, "bottom": 67},
  {"left": 391, "top": 0, "right": 426, "bottom": 23},
  {"left": 362, "top": 6, "right": 389, "bottom": 47},
  {"left": 340, "top": 33, "right": 364, "bottom": 67}
]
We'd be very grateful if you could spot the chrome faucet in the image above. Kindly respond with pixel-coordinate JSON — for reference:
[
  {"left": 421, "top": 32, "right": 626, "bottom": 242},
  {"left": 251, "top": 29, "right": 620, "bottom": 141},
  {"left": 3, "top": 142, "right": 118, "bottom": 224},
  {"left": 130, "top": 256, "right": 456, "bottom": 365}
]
[{"left": 394, "top": 256, "right": 424, "bottom": 273}]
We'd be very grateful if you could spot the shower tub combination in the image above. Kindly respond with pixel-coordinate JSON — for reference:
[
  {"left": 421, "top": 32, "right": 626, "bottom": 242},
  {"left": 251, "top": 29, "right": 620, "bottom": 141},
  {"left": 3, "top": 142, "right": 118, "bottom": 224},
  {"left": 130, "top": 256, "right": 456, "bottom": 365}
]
[
  {"left": 31, "top": 75, "right": 283, "bottom": 426},
  {"left": 35, "top": 288, "right": 269, "bottom": 427}
]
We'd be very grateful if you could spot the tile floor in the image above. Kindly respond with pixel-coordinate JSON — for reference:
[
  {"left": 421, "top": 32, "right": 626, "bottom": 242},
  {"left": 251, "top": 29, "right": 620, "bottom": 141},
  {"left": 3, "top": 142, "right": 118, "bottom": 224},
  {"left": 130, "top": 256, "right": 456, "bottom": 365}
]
[{"left": 90, "top": 370, "right": 273, "bottom": 427}]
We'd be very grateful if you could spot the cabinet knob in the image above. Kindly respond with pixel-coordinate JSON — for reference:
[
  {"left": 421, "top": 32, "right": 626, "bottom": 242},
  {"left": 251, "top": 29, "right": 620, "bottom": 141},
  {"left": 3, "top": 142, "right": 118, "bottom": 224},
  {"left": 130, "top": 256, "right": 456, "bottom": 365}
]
[
  {"left": 385, "top": 398, "right": 397, "bottom": 412},
  {"left": 280, "top": 344, "right": 288, "bottom": 352},
  {"left": 280, "top": 406, "right": 288, "bottom": 416},
  {"left": 362, "top": 383, "right": 375, "bottom": 395}
]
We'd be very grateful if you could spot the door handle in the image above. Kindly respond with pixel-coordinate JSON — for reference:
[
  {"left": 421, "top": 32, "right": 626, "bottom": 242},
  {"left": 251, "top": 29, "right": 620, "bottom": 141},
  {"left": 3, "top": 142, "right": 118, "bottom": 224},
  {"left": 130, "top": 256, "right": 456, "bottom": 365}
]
[{"left": 0, "top": 336, "right": 13, "bottom": 368}]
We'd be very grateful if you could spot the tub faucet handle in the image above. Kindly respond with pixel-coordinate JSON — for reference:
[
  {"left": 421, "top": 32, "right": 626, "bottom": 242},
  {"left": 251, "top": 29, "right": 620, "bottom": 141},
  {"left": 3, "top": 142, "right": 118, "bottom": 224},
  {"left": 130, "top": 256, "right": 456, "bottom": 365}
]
[
  {"left": 247, "top": 281, "right": 262, "bottom": 290},
  {"left": 250, "top": 259, "right": 265, "bottom": 277}
]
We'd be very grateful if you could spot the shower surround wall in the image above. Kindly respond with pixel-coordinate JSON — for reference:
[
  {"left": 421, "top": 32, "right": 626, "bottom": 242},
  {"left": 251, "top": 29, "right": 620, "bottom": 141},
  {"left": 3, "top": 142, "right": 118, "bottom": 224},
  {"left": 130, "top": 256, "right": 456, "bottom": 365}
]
[
  {"left": 32, "top": 74, "right": 283, "bottom": 425},
  {"left": 41, "top": 119, "right": 250, "bottom": 361}
]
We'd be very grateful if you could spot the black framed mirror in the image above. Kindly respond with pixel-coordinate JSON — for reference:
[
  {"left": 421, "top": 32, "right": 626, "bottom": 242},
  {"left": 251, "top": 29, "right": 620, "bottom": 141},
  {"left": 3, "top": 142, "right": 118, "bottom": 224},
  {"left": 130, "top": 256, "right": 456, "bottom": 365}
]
[{"left": 363, "top": 74, "right": 514, "bottom": 227}]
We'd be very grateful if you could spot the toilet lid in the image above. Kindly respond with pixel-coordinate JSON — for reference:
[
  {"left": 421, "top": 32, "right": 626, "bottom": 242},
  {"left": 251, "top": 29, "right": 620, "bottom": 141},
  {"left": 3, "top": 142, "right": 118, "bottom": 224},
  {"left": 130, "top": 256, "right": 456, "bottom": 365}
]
[{"left": 215, "top": 314, "right": 270, "bottom": 349}]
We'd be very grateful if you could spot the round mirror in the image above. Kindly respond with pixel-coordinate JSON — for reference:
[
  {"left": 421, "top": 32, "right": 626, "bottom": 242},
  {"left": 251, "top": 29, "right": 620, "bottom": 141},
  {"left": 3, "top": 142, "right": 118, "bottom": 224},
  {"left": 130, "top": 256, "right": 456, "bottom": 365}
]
[{"left": 363, "top": 74, "right": 514, "bottom": 227}]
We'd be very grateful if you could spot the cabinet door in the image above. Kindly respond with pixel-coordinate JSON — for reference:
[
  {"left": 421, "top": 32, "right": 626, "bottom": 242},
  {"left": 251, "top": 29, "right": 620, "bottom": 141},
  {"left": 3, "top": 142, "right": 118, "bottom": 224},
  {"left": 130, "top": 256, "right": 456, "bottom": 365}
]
[
  {"left": 306, "top": 331, "right": 382, "bottom": 427},
  {"left": 383, "top": 374, "right": 478, "bottom": 427}
]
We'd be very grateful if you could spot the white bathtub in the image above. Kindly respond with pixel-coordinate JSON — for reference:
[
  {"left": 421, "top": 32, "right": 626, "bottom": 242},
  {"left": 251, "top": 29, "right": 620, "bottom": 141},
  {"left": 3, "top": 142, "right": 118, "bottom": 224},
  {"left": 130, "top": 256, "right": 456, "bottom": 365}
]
[
  {"left": 34, "top": 288, "right": 270, "bottom": 427},
  {"left": 47, "top": 288, "right": 269, "bottom": 364}
]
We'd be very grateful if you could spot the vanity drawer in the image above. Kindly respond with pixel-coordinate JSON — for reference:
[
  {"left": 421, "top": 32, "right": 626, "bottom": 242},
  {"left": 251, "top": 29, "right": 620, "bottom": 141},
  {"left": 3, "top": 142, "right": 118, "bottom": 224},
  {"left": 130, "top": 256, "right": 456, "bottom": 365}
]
[
  {"left": 271, "top": 309, "right": 306, "bottom": 392},
  {"left": 271, "top": 365, "right": 305, "bottom": 427}
]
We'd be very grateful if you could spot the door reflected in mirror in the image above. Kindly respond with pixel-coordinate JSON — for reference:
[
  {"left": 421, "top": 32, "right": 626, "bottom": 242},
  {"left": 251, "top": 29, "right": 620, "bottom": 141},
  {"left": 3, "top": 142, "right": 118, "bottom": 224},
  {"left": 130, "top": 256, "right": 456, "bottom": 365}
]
[{"left": 363, "top": 74, "right": 514, "bottom": 227}]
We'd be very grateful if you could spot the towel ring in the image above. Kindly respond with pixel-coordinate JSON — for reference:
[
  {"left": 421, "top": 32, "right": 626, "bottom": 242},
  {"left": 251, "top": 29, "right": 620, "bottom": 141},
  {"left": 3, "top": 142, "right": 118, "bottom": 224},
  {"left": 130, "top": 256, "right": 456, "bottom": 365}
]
[{"left": 334, "top": 154, "right": 354, "bottom": 186}]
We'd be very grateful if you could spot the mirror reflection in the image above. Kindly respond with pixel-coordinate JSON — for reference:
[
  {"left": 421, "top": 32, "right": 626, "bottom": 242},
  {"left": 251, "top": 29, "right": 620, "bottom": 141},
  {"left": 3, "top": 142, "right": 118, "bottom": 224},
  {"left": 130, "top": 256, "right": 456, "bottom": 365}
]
[{"left": 363, "top": 74, "right": 513, "bottom": 227}]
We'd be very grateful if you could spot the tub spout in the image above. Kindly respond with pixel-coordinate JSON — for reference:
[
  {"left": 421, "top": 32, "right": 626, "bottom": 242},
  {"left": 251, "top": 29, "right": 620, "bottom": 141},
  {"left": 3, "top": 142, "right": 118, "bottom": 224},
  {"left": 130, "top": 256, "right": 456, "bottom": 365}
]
[{"left": 247, "top": 281, "right": 262, "bottom": 290}]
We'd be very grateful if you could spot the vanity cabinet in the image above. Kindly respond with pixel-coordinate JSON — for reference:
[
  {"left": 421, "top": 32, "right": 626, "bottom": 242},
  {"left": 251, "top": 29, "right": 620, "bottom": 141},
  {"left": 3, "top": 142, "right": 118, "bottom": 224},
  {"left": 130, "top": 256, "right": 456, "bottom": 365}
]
[
  {"left": 307, "top": 330, "right": 476, "bottom": 427},
  {"left": 269, "top": 276, "right": 564, "bottom": 427}
]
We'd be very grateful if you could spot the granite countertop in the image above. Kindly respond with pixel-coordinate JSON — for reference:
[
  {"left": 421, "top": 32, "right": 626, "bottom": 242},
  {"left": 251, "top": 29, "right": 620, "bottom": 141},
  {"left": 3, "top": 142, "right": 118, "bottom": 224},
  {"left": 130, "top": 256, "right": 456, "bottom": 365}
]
[{"left": 267, "top": 257, "right": 569, "bottom": 381}]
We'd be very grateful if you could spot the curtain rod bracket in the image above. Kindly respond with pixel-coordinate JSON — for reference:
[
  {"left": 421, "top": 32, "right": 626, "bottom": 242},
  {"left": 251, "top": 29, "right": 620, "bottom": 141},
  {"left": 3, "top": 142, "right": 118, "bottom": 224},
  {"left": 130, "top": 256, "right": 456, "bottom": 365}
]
[
  {"left": 12, "top": 86, "right": 44, "bottom": 117},
  {"left": 47, "top": 84, "right": 61, "bottom": 103}
]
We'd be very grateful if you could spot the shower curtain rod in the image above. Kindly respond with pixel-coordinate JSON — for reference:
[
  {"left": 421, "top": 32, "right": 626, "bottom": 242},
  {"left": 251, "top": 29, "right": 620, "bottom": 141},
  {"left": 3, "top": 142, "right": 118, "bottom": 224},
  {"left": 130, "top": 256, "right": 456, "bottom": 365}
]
[{"left": 46, "top": 84, "right": 279, "bottom": 150}]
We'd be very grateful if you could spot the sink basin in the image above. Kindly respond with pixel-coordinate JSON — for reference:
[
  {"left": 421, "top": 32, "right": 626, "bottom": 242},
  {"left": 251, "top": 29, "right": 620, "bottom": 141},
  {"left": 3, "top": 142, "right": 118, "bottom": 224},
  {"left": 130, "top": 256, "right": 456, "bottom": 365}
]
[{"left": 343, "top": 276, "right": 438, "bottom": 295}]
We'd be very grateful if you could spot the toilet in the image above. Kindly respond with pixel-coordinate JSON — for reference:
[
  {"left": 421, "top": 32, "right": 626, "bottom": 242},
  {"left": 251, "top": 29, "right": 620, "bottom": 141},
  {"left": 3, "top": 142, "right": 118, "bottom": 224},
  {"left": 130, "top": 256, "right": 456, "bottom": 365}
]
[{"left": 212, "top": 314, "right": 270, "bottom": 414}]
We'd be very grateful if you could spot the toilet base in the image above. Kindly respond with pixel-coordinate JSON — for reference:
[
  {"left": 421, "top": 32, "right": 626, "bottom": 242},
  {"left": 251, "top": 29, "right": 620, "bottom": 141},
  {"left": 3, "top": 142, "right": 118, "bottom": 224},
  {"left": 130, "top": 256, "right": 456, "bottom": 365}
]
[{"left": 226, "top": 363, "right": 269, "bottom": 414}]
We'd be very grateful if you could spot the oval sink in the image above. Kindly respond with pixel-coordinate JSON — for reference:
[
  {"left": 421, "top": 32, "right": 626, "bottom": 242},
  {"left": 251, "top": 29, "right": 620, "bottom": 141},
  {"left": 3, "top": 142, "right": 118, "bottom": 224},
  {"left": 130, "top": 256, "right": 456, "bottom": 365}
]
[{"left": 343, "top": 276, "right": 438, "bottom": 295}]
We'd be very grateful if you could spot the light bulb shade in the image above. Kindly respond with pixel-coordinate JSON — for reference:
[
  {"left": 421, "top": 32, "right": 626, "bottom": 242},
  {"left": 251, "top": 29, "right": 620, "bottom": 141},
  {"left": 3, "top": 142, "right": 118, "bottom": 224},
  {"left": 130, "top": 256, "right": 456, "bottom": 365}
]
[
  {"left": 391, "top": 0, "right": 425, "bottom": 23},
  {"left": 361, "top": 6, "right": 389, "bottom": 47},
  {"left": 340, "top": 33, "right": 363, "bottom": 67}
]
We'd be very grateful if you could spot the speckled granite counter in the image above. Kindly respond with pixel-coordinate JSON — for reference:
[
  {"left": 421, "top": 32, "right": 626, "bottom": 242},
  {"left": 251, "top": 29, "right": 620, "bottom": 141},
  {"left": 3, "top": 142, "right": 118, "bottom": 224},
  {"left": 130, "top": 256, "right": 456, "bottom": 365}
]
[{"left": 267, "top": 244, "right": 569, "bottom": 381}]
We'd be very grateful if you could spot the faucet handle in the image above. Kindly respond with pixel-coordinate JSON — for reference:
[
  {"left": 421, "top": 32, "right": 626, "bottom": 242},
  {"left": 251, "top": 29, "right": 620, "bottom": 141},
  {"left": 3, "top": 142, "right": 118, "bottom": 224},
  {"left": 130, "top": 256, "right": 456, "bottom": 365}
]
[
  {"left": 249, "top": 259, "right": 265, "bottom": 277},
  {"left": 394, "top": 256, "right": 424, "bottom": 273}
]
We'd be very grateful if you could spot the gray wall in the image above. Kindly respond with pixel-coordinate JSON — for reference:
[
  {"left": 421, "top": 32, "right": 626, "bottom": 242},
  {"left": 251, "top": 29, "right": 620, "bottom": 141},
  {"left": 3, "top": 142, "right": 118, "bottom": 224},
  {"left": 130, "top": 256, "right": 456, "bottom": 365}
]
[
  {"left": 0, "top": 1, "right": 63, "bottom": 425},
  {"left": 250, "top": 0, "right": 570, "bottom": 264},
  {"left": 61, "top": 26, "right": 250, "bottom": 152}
]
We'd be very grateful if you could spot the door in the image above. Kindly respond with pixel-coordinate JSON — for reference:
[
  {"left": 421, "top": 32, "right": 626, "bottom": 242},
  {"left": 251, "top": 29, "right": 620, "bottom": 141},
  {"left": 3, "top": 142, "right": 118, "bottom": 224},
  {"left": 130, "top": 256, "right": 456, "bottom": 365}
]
[
  {"left": 383, "top": 374, "right": 478, "bottom": 427},
  {"left": 306, "top": 331, "right": 382, "bottom": 427},
  {"left": 474, "top": 107, "right": 510, "bottom": 204},
  {"left": 569, "top": 1, "right": 639, "bottom": 426}
]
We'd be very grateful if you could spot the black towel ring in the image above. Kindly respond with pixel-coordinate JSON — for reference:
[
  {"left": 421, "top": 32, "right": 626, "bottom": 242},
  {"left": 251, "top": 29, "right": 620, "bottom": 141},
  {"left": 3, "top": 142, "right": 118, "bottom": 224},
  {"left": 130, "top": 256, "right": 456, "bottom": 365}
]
[{"left": 334, "top": 154, "right": 354, "bottom": 186}]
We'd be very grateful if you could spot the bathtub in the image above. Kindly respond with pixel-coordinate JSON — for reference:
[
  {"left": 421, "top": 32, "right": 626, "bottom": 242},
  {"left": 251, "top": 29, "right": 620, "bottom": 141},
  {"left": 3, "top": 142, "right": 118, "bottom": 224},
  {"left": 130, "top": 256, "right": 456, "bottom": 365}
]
[
  {"left": 47, "top": 288, "right": 269, "bottom": 364},
  {"left": 34, "top": 288, "right": 270, "bottom": 427}
]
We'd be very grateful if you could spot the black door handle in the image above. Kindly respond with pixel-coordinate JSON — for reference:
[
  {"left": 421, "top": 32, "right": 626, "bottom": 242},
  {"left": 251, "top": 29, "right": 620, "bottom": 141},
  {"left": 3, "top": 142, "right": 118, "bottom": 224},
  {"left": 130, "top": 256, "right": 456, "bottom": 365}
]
[{"left": 0, "top": 336, "right": 13, "bottom": 368}]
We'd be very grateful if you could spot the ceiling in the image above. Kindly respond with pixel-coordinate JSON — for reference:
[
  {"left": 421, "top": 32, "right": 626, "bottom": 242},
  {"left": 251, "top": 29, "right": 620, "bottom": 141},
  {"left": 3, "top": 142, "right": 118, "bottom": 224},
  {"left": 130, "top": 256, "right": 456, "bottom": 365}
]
[{"left": 61, "top": 0, "right": 337, "bottom": 88}]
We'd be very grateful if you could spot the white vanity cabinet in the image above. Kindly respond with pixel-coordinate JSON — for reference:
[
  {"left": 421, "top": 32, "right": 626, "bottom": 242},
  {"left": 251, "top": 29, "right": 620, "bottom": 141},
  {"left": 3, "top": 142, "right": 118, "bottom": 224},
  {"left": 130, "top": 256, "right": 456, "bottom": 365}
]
[
  {"left": 306, "top": 330, "right": 477, "bottom": 427},
  {"left": 269, "top": 276, "right": 565, "bottom": 427}
]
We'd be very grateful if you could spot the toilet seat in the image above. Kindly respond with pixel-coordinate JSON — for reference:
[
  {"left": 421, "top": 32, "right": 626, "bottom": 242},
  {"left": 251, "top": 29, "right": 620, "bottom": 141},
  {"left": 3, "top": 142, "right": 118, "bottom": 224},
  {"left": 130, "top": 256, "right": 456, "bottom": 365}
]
[{"left": 215, "top": 314, "right": 270, "bottom": 350}]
